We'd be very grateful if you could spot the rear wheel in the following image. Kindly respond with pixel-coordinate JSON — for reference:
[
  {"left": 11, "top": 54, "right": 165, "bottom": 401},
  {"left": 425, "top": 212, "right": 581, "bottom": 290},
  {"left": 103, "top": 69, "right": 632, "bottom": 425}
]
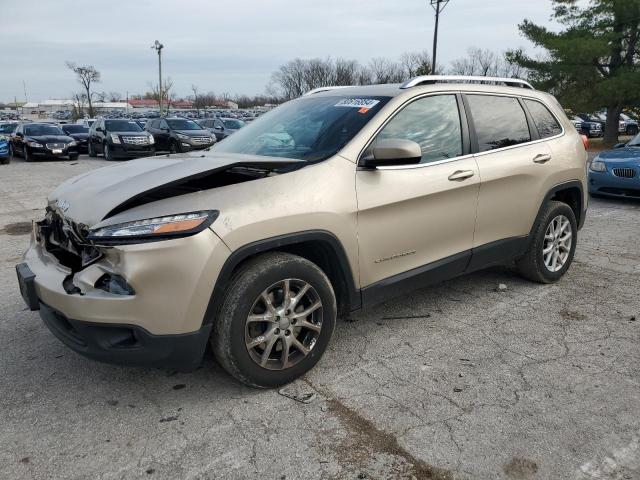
[
  {"left": 169, "top": 140, "right": 180, "bottom": 154},
  {"left": 517, "top": 201, "right": 577, "bottom": 283},
  {"left": 212, "top": 252, "right": 337, "bottom": 388}
]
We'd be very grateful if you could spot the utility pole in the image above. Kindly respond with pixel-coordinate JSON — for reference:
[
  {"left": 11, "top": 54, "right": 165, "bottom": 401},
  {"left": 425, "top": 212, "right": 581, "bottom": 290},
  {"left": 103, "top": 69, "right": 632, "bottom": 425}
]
[
  {"left": 151, "top": 40, "right": 164, "bottom": 116},
  {"left": 430, "top": 0, "right": 450, "bottom": 73}
]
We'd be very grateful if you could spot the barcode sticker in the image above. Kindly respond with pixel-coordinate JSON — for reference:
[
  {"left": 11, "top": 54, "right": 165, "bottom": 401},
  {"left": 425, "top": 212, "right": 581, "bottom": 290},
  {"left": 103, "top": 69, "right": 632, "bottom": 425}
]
[{"left": 334, "top": 98, "right": 380, "bottom": 109}]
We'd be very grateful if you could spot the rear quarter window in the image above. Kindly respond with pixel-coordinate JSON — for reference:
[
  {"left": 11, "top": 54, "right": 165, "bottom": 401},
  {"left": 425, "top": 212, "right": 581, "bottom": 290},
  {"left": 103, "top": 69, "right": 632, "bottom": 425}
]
[
  {"left": 523, "top": 99, "right": 563, "bottom": 139},
  {"left": 467, "top": 95, "right": 531, "bottom": 152}
]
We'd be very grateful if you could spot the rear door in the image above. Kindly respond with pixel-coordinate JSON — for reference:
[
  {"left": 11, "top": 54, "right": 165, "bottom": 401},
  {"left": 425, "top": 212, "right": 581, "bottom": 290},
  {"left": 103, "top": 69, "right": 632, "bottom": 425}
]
[
  {"left": 465, "top": 94, "right": 557, "bottom": 255},
  {"left": 355, "top": 93, "right": 480, "bottom": 292}
]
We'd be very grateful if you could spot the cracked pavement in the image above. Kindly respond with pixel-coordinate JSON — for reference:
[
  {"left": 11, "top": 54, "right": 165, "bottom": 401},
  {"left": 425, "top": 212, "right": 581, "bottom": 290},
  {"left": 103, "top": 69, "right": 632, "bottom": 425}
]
[{"left": 1, "top": 155, "right": 639, "bottom": 479}]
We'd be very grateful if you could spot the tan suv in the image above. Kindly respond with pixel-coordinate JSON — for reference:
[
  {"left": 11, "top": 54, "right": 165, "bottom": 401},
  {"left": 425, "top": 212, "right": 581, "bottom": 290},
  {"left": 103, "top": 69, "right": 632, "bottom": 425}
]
[{"left": 16, "top": 76, "right": 588, "bottom": 388}]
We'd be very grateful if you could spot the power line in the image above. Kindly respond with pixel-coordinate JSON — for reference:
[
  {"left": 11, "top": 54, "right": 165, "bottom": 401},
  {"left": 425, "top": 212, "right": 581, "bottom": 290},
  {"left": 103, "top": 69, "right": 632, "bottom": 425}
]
[{"left": 430, "top": 0, "right": 450, "bottom": 73}]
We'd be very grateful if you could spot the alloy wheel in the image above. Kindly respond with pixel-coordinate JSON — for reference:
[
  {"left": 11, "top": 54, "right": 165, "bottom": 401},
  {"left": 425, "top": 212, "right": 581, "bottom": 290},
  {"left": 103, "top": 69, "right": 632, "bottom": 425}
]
[
  {"left": 245, "top": 279, "right": 323, "bottom": 370},
  {"left": 543, "top": 215, "right": 572, "bottom": 272}
]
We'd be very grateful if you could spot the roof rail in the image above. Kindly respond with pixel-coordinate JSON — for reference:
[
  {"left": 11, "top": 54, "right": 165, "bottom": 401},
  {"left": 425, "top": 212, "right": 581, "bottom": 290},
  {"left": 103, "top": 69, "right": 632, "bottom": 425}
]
[
  {"left": 303, "top": 86, "right": 352, "bottom": 96},
  {"left": 400, "top": 75, "right": 534, "bottom": 90}
]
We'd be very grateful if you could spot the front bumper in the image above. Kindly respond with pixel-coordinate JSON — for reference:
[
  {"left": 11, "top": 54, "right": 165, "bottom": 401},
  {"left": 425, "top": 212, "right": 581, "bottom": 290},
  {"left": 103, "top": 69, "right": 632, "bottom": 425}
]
[
  {"left": 179, "top": 137, "right": 216, "bottom": 151},
  {"left": 110, "top": 143, "right": 155, "bottom": 158},
  {"left": 30, "top": 144, "right": 79, "bottom": 158},
  {"left": 18, "top": 225, "right": 231, "bottom": 369},
  {"left": 589, "top": 170, "right": 640, "bottom": 199}
]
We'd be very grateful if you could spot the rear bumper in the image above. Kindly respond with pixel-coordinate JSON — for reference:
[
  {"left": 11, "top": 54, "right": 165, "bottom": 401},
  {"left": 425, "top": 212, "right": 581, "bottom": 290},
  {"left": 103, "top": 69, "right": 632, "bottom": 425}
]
[{"left": 39, "top": 302, "right": 211, "bottom": 370}]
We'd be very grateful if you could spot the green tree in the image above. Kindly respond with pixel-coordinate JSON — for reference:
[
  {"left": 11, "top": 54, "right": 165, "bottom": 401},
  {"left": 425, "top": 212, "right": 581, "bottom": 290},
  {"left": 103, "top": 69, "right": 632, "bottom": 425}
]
[{"left": 507, "top": 0, "right": 640, "bottom": 144}]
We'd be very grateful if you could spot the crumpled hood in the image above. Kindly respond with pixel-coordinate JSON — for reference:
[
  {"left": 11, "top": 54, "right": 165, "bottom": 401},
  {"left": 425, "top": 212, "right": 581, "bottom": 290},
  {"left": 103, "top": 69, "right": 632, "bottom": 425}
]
[{"left": 48, "top": 151, "right": 302, "bottom": 227}]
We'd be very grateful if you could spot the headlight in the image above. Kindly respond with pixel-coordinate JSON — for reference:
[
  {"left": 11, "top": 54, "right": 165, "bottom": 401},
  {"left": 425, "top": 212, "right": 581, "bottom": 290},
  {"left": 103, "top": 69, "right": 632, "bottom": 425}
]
[
  {"left": 589, "top": 159, "right": 607, "bottom": 172},
  {"left": 67, "top": 140, "right": 77, "bottom": 147},
  {"left": 87, "top": 211, "right": 218, "bottom": 244},
  {"left": 110, "top": 134, "right": 121, "bottom": 144},
  {"left": 148, "top": 135, "right": 155, "bottom": 144},
  {"left": 176, "top": 133, "right": 190, "bottom": 140},
  {"left": 27, "top": 141, "right": 43, "bottom": 148}
]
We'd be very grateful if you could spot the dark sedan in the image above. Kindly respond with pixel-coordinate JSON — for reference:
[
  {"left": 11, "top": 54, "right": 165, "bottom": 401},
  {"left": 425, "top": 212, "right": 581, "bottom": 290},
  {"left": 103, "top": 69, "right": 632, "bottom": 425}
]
[
  {"left": 589, "top": 134, "right": 640, "bottom": 199},
  {"left": 61, "top": 124, "right": 90, "bottom": 153},
  {"left": 10, "top": 123, "right": 79, "bottom": 161}
]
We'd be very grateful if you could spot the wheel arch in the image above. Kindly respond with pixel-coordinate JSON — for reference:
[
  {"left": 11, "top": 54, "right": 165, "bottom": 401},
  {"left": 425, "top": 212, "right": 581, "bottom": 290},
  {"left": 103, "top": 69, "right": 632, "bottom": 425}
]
[
  {"left": 202, "top": 230, "right": 361, "bottom": 327},
  {"left": 535, "top": 180, "right": 585, "bottom": 232}
]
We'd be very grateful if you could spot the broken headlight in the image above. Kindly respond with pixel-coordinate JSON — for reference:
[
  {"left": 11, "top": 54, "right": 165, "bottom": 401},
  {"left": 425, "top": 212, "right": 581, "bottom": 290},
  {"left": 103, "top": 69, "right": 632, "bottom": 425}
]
[{"left": 87, "top": 210, "right": 218, "bottom": 244}]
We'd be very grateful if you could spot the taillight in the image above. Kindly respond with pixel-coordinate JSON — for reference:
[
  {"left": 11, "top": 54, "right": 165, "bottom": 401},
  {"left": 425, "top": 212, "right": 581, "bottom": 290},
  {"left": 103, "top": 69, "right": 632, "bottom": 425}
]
[{"left": 581, "top": 134, "right": 589, "bottom": 151}]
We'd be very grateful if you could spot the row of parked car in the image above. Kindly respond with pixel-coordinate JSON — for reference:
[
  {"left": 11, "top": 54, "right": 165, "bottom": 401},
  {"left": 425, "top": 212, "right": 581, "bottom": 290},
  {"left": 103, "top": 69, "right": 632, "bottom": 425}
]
[
  {"left": 0, "top": 115, "right": 247, "bottom": 163},
  {"left": 570, "top": 112, "right": 639, "bottom": 138}
]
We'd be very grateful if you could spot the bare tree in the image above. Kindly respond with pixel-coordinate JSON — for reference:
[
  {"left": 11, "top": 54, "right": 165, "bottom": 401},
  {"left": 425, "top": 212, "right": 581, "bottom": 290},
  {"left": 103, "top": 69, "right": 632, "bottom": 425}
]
[
  {"left": 66, "top": 62, "right": 100, "bottom": 117},
  {"left": 149, "top": 78, "right": 174, "bottom": 114},
  {"left": 368, "top": 58, "right": 406, "bottom": 84},
  {"left": 449, "top": 48, "right": 527, "bottom": 79},
  {"left": 71, "top": 92, "right": 87, "bottom": 120},
  {"left": 191, "top": 85, "right": 201, "bottom": 114},
  {"left": 400, "top": 51, "right": 433, "bottom": 77}
]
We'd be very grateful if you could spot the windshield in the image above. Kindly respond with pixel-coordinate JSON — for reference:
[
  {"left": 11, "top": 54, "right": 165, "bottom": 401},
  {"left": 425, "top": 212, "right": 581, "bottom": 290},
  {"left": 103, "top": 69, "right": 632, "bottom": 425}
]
[
  {"left": 25, "top": 124, "right": 65, "bottom": 136},
  {"left": 63, "top": 125, "right": 89, "bottom": 134},
  {"left": 214, "top": 95, "right": 390, "bottom": 161},
  {"left": 628, "top": 133, "right": 640, "bottom": 146},
  {"left": 105, "top": 120, "right": 142, "bottom": 132},
  {"left": 0, "top": 123, "right": 17, "bottom": 134},
  {"left": 222, "top": 119, "right": 245, "bottom": 129},
  {"left": 166, "top": 119, "right": 202, "bottom": 130}
]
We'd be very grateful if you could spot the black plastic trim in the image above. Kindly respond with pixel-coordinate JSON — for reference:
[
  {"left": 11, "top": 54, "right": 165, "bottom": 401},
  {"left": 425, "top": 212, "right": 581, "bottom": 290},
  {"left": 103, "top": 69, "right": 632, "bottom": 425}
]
[
  {"left": 203, "top": 230, "right": 361, "bottom": 325},
  {"left": 39, "top": 303, "right": 211, "bottom": 371},
  {"left": 466, "top": 236, "right": 529, "bottom": 272},
  {"left": 361, "top": 250, "right": 471, "bottom": 307}
]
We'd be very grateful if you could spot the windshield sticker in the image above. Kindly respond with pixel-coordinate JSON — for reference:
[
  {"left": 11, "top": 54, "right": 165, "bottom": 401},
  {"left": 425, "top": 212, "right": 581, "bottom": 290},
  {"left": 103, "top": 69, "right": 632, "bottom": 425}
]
[{"left": 335, "top": 98, "right": 380, "bottom": 109}]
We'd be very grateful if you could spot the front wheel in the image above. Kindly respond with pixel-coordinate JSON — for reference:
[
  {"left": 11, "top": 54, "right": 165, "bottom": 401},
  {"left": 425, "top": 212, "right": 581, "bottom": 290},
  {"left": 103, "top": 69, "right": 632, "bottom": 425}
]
[
  {"left": 517, "top": 201, "right": 577, "bottom": 283},
  {"left": 103, "top": 143, "right": 114, "bottom": 161},
  {"left": 212, "top": 252, "right": 337, "bottom": 388},
  {"left": 88, "top": 142, "right": 97, "bottom": 157},
  {"left": 24, "top": 147, "right": 33, "bottom": 162}
]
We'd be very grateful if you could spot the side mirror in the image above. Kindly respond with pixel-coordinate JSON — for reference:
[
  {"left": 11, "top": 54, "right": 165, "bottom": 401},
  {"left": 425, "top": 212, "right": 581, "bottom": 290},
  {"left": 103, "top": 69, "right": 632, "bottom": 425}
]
[
  {"left": 15, "top": 132, "right": 23, "bottom": 138},
  {"left": 95, "top": 127, "right": 103, "bottom": 132},
  {"left": 613, "top": 142, "right": 627, "bottom": 149},
  {"left": 360, "top": 139, "right": 422, "bottom": 168},
  {"left": 214, "top": 126, "right": 223, "bottom": 131}
]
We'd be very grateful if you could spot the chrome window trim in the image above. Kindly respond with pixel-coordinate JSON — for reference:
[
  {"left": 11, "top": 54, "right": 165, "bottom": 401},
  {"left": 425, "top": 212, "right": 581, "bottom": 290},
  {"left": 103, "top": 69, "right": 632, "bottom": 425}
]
[
  {"left": 357, "top": 90, "right": 567, "bottom": 171},
  {"left": 466, "top": 92, "right": 566, "bottom": 158}
]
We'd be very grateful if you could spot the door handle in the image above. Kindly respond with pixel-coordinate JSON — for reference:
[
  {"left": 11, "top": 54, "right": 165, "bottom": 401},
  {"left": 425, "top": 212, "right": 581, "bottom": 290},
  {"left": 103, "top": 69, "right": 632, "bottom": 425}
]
[
  {"left": 448, "top": 170, "right": 475, "bottom": 181},
  {"left": 533, "top": 153, "right": 552, "bottom": 164}
]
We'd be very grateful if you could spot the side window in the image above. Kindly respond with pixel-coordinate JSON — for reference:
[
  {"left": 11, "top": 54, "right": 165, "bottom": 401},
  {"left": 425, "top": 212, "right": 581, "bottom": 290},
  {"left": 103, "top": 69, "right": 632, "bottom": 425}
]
[
  {"left": 160, "top": 120, "right": 168, "bottom": 130},
  {"left": 467, "top": 95, "right": 531, "bottom": 152},
  {"left": 523, "top": 99, "right": 562, "bottom": 139},
  {"left": 375, "top": 95, "right": 463, "bottom": 164}
]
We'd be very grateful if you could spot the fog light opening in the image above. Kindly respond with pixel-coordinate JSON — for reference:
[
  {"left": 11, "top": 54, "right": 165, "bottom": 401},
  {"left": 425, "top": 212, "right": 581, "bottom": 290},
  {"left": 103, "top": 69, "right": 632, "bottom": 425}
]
[{"left": 95, "top": 274, "right": 135, "bottom": 295}]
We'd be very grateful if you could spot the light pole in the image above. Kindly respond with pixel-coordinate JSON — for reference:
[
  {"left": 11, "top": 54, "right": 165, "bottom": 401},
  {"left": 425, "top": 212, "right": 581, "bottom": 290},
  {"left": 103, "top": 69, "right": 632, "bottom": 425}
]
[
  {"left": 430, "top": 0, "right": 449, "bottom": 74},
  {"left": 151, "top": 40, "right": 164, "bottom": 116}
]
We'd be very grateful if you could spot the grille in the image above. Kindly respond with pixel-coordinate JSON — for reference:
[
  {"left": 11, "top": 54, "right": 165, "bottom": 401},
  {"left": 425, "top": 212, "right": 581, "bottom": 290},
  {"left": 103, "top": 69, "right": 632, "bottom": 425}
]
[
  {"left": 612, "top": 168, "right": 636, "bottom": 178},
  {"left": 46, "top": 143, "right": 67, "bottom": 149},
  {"left": 191, "top": 136, "right": 213, "bottom": 144},
  {"left": 122, "top": 136, "right": 150, "bottom": 145}
]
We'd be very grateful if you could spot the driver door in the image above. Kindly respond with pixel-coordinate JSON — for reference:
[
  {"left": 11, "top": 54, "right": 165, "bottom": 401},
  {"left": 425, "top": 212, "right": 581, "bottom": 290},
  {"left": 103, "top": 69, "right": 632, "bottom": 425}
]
[{"left": 355, "top": 94, "right": 480, "bottom": 299}]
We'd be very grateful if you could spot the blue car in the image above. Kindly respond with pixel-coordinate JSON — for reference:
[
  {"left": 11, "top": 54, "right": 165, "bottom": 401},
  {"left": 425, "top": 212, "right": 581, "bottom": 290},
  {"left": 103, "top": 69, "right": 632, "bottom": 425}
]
[
  {"left": 0, "top": 137, "right": 9, "bottom": 165},
  {"left": 589, "top": 134, "right": 640, "bottom": 199}
]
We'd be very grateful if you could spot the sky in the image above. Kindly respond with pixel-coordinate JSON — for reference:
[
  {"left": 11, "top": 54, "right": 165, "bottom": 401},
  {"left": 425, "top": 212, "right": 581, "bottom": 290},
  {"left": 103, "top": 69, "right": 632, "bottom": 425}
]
[{"left": 0, "top": 0, "right": 563, "bottom": 102}]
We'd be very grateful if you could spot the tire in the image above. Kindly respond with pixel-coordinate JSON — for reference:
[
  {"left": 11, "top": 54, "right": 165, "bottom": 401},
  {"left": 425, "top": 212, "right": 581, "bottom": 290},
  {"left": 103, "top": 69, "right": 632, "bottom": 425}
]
[
  {"left": 169, "top": 140, "right": 180, "bottom": 154},
  {"left": 88, "top": 142, "right": 97, "bottom": 157},
  {"left": 212, "top": 252, "right": 337, "bottom": 388},
  {"left": 24, "top": 147, "right": 33, "bottom": 162},
  {"left": 69, "top": 153, "right": 79, "bottom": 161},
  {"left": 103, "top": 143, "right": 114, "bottom": 161},
  {"left": 627, "top": 125, "right": 639, "bottom": 136},
  {"left": 517, "top": 201, "right": 577, "bottom": 284},
  {"left": 0, "top": 156, "right": 8, "bottom": 165}
]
